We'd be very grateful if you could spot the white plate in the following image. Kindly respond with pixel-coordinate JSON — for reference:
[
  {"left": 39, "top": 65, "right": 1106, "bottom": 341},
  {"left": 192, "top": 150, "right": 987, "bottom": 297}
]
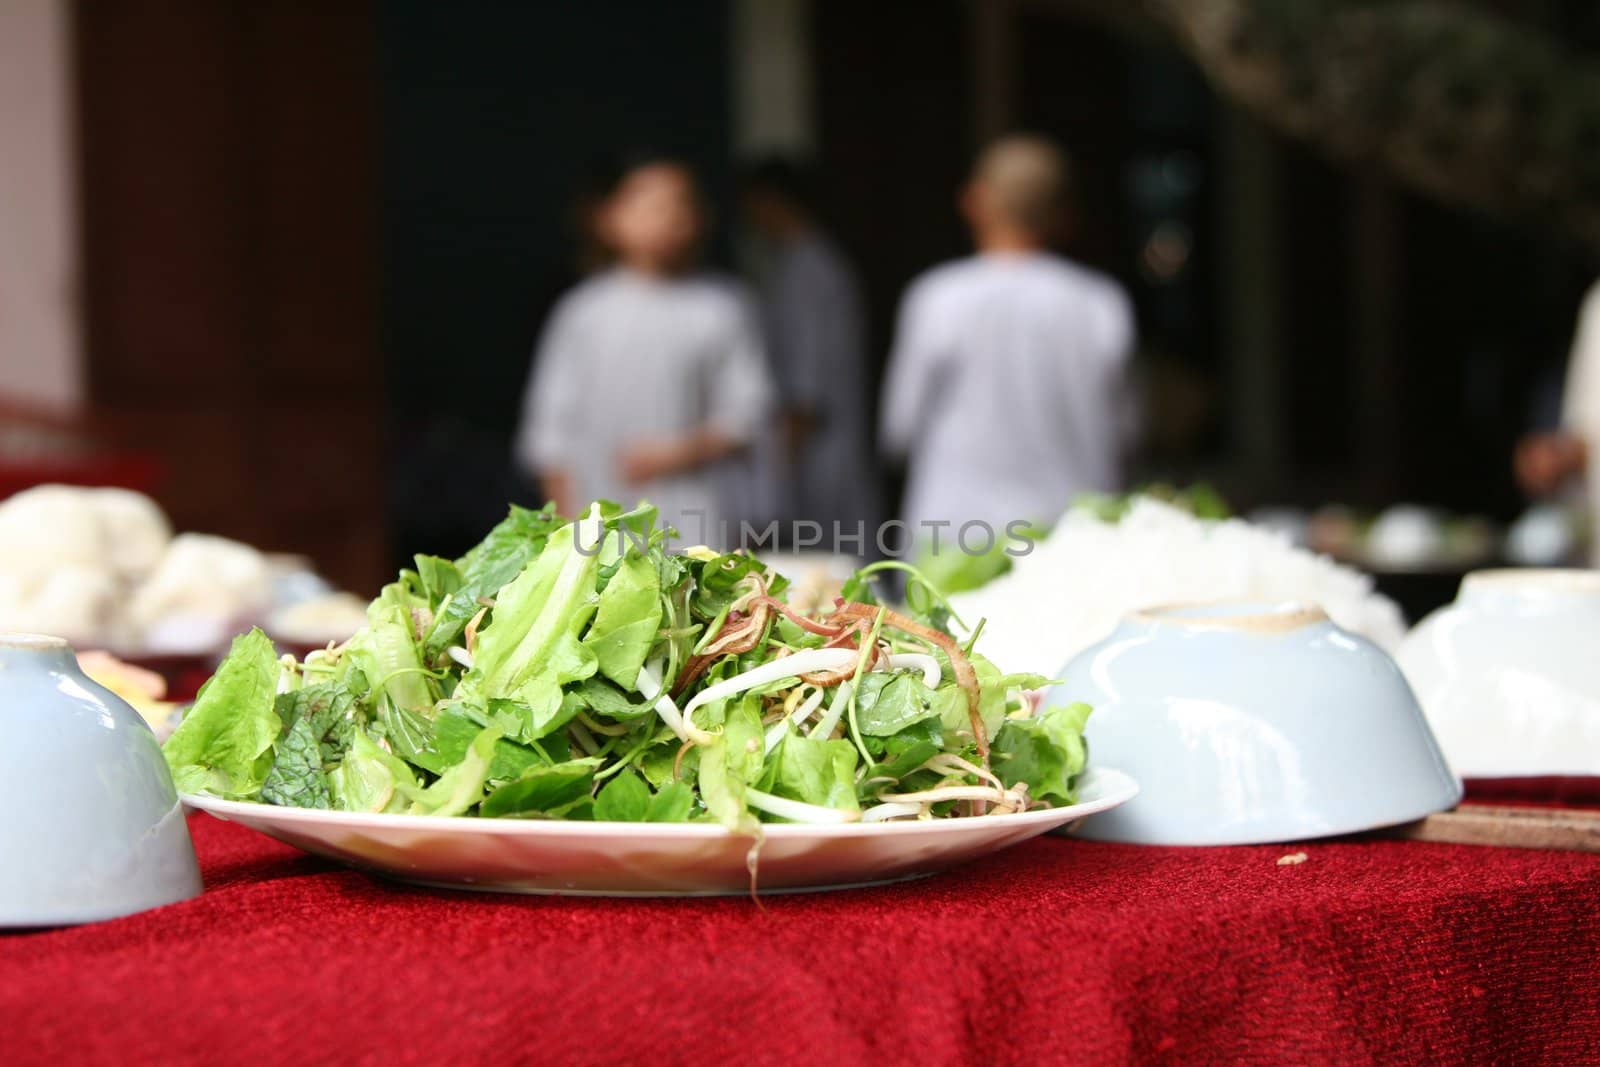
[{"left": 182, "top": 767, "right": 1137, "bottom": 896}]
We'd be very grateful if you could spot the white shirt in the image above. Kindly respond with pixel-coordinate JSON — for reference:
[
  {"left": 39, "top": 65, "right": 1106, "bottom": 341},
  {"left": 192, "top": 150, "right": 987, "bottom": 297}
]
[
  {"left": 760, "top": 231, "right": 876, "bottom": 528},
  {"left": 515, "top": 269, "right": 774, "bottom": 546},
  {"left": 1561, "top": 280, "right": 1600, "bottom": 563},
  {"left": 881, "top": 252, "right": 1134, "bottom": 542}
]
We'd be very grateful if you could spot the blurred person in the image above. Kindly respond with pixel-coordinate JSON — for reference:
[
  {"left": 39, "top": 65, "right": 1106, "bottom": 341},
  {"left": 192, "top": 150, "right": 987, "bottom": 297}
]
[
  {"left": 741, "top": 158, "right": 876, "bottom": 534},
  {"left": 510, "top": 157, "right": 625, "bottom": 504},
  {"left": 880, "top": 134, "right": 1135, "bottom": 553},
  {"left": 1516, "top": 279, "right": 1600, "bottom": 562},
  {"left": 514, "top": 157, "right": 773, "bottom": 545}
]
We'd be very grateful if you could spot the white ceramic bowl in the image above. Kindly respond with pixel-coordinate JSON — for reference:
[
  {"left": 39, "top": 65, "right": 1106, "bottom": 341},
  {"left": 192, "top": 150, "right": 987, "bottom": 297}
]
[
  {"left": 1398, "top": 569, "right": 1600, "bottom": 777},
  {"left": 0, "top": 633, "right": 203, "bottom": 926},
  {"left": 1050, "top": 601, "right": 1460, "bottom": 845}
]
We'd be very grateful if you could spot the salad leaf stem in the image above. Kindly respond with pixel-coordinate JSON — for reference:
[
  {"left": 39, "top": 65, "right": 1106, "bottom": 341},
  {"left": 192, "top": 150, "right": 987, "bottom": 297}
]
[
  {"left": 848, "top": 560, "right": 969, "bottom": 632},
  {"left": 691, "top": 602, "right": 734, "bottom": 656},
  {"left": 843, "top": 607, "right": 886, "bottom": 765}
]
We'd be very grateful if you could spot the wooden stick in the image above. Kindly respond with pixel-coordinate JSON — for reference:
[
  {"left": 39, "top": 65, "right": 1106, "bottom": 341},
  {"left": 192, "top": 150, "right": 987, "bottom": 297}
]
[{"left": 1380, "top": 805, "right": 1600, "bottom": 854}]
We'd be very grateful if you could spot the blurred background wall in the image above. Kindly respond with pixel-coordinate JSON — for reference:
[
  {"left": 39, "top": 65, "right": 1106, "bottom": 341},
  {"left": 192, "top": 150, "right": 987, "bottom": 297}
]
[
  {"left": 0, "top": 0, "right": 82, "bottom": 412},
  {"left": 7, "top": 0, "right": 1597, "bottom": 589},
  {"left": 72, "top": 0, "right": 383, "bottom": 588}
]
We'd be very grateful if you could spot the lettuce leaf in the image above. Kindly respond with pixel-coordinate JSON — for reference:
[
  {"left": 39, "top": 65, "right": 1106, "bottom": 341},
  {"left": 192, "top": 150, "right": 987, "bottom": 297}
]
[
  {"left": 697, "top": 696, "right": 766, "bottom": 831},
  {"left": 163, "top": 629, "right": 282, "bottom": 799},
  {"left": 581, "top": 550, "right": 661, "bottom": 689},
  {"left": 463, "top": 518, "right": 600, "bottom": 710},
  {"left": 571, "top": 676, "right": 653, "bottom": 718},
  {"left": 696, "top": 736, "right": 748, "bottom": 831},
  {"left": 329, "top": 730, "right": 417, "bottom": 813},
  {"left": 346, "top": 582, "right": 436, "bottom": 714},
  {"left": 429, "top": 701, "right": 548, "bottom": 783},
  {"left": 973, "top": 656, "right": 1016, "bottom": 741},
  {"left": 397, "top": 726, "right": 500, "bottom": 816},
  {"left": 424, "top": 504, "right": 563, "bottom": 658}
]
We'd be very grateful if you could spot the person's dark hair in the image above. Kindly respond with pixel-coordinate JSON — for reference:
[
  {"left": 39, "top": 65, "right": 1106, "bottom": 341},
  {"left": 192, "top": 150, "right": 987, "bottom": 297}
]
[
  {"left": 603, "top": 149, "right": 699, "bottom": 196},
  {"left": 740, "top": 156, "right": 820, "bottom": 216}
]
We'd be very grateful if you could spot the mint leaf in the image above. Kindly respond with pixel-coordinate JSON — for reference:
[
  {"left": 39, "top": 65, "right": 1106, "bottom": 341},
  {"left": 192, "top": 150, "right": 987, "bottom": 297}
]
[
  {"left": 772, "top": 734, "right": 859, "bottom": 813},
  {"left": 866, "top": 718, "right": 943, "bottom": 782},
  {"left": 275, "top": 683, "right": 360, "bottom": 762},
  {"left": 645, "top": 781, "right": 694, "bottom": 822},
  {"left": 480, "top": 758, "right": 602, "bottom": 818},
  {"left": 593, "top": 772, "right": 650, "bottom": 821},
  {"left": 855, "top": 672, "right": 941, "bottom": 737},
  {"left": 690, "top": 552, "right": 788, "bottom": 619},
  {"left": 992, "top": 702, "right": 1093, "bottom": 804},
  {"left": 260, "top": 714, "right": 331, "bottom": 808},
  {"left": 258, "top": 682, "right": 363, "bottom": 809}
]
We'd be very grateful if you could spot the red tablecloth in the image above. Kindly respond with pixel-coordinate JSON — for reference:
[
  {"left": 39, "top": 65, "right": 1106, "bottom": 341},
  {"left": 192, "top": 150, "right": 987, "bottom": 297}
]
[{"left": 5, "top": 813, "right": 1600, "bottom": 1065}]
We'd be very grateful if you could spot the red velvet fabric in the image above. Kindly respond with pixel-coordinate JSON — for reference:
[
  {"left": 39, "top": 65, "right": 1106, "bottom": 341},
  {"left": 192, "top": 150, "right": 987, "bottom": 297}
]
[{"left": 6, "top": 812, "right": 1600, "bottom": 1065}]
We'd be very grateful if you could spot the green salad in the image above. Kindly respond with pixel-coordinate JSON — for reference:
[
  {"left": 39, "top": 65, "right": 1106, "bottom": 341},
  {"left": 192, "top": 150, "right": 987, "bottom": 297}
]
[{"left": 164, "top": 502, "right": 1091, "bottom": 830}]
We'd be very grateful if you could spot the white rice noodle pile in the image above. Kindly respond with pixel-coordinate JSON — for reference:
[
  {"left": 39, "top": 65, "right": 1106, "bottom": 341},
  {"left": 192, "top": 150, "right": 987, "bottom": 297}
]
[{"left": 950, "top": 498, "right": 1408, "bottom": 674}]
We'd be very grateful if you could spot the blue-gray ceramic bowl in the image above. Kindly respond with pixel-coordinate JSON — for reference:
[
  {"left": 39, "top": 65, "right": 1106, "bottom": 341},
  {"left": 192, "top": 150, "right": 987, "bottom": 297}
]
[
  {"left": 1, "top": 633, "right": 202, "bottom": 926},
  {"left": 1050, "top": 602, "right": 1461, "bottom": 845}
]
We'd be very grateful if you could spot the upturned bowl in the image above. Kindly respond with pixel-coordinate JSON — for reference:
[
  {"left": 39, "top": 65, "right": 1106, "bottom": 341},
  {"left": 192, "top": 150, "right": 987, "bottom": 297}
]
[
  {"left": 1049, "top": 602, "right": 1461, "bottom": 845},
  {"left": 1398, "top": 568, "right": 1600, "bottom": 777},
  {"left": 1, "top": 633, "right": 202, "bottom": 926}
]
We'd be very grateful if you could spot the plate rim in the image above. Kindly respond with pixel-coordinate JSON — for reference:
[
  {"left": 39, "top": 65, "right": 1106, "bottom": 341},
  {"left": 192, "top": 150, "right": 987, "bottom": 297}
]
[{"left": 182, "top": 765, "right": 1138, "bottom": 840}]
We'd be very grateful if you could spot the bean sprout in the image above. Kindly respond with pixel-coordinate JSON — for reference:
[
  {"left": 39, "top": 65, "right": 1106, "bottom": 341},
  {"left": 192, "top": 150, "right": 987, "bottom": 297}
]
[
  {"left": 884, "top": 652, "right": 940, "bottom": 688},
  {"left": 763, "top": 687, "right": 825, "bottom": 754},
  {"left": 860, "top": 801, "right": 925, "bottom": 822},
  {"left": 873, "top": 784, "right": 1026, "bottom": 810},
  {"left": 743, "top": 787, "right": 859, "bottom": 824},
  {"left": 680, "top": 648, "right": 857, "bottom": 732},
  {"left": 637, "top": 660, "right": 711, "bottom": 745},
  {"left": 917, "top": 752, "right": 1004, "bottom": 792}
]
